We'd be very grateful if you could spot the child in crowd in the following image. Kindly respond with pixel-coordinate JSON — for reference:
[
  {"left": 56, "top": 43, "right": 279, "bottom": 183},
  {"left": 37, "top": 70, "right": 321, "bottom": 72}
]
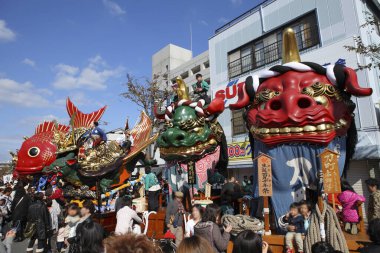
[
  {"left": 64, "top": 203, "right": 80, "bottom": 241},
  {"left": 0, "top": 198, "right": 8, "bottom": 233},
  {"left": 299, "top": 200, "right": 312, "bottom": 233},
  {"left": 56, "top": 220, "right": 66, "bottom": 253},
  {"left": 337, "top": 181, "right": 365, "bottom": 234},
  {"left": 284, "top": 203, "right": 305, "bottom": 253}
]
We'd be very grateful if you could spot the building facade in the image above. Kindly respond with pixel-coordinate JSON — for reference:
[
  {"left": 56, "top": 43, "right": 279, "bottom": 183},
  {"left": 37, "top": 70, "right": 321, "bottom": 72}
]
[{"left": 209, "top": 0, "right": 380, "bottom": 220}]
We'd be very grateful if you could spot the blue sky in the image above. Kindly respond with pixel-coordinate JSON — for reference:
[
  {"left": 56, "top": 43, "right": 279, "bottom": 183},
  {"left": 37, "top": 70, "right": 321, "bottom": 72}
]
[{"left": 0, "top": 0, "right": 261, "bottom": 162}]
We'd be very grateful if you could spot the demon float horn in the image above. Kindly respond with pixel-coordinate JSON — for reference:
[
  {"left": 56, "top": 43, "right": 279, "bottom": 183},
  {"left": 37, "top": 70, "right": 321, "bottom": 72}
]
[
  {"left": 282, "top": 28, "right": 301, "bottom": 64},
  {"left": 176, "top": 76, "right": 190, "bottom": 100}
]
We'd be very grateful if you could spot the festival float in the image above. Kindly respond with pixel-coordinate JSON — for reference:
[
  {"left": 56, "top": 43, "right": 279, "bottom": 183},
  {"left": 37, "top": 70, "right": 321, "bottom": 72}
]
[
  {"left": 12, "top": 98, "right": 158, "bottom": 231},
  {"left": 228, "top": 28, "right": 373, "bottom": 253}
]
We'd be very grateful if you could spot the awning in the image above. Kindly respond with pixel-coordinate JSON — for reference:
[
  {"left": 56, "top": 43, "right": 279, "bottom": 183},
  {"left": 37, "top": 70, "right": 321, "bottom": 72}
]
[
  {"left": 228, "top": 159, "right": 254, "bottom": 169},
  {"left": 353, "top": 130, "right": 380, "bottom": 160}
]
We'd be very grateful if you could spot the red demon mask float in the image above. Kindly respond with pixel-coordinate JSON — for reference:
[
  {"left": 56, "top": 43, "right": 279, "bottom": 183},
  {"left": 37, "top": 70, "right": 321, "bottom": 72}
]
[{"left": 230, "top": 28, "right": 372, "bottom": 147}]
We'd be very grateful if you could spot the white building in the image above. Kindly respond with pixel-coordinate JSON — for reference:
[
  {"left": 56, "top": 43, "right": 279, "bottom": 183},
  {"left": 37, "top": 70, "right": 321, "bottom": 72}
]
[
  {"left": 151, "top": 44, "right": 210, "bottom": 165},
  {"left": 209, "top": 0, "right": 380, "bottom": 219}
]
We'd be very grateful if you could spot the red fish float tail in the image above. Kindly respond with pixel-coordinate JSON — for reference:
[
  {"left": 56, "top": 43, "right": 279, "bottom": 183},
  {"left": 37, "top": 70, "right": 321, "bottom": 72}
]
[{"left": 66, "top": 97, "right": 107, "bottom": 128}]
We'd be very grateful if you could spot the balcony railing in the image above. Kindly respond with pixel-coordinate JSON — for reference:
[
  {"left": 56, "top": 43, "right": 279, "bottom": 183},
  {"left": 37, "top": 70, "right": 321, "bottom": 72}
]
[{"left": 228, "top": 25, "right": 320, "bottom": 78}]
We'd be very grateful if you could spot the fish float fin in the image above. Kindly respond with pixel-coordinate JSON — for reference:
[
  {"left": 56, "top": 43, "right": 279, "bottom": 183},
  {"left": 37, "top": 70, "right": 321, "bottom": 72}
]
[
  {"left": 35, "top": 121, "right": 70, "bottom": 134},
  {"left": 66, "top": 97, "right": 107, "bottom": 128}
]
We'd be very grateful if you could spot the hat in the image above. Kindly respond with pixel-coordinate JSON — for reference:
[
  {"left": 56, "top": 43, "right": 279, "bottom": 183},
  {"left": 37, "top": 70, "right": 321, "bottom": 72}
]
[{"left": 175, "top": 191, "right": 184, "bottom": 198}]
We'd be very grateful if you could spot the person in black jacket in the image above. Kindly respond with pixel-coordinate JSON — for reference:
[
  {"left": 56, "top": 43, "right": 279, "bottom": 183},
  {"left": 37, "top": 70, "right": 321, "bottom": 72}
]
[
  {"left": 26, "top": 192, "right": 51, "bottom": 253},
  {"left": 360, "top": 218, "right": 380, "bottom": 253},
  {"left": 11, "top": 181, "right": 31, "bottom": 242}
]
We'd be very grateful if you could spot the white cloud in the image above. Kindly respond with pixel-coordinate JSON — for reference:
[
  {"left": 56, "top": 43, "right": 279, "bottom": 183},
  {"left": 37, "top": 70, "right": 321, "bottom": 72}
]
[
  {"left": 22, "top": 58, "right": 36, "bottom": 67},
  {"left": 0, "top": 78, "right": 50, "bottom": 107},
  {"left": 52, "top": 55, "right": 124, "bottom": 90},
  {"left": 199, "top": 20, "right": 209, "bottom": 26},
  {"left": 102, "top": 0, "right": 126, "bottom": 16},
  {"left": 0, "top": 20, "right": 16, "bottom": 42},
  {"left": 19, "top": 114, "right": 68, "bottom": 126},
  {"left": 218, "top": 17, "right": 230, "bottom": 24}
]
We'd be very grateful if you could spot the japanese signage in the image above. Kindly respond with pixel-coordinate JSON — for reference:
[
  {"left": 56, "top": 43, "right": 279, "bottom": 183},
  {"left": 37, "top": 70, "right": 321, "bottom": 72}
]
[
  {"left": 257, "top": 154, "right": 273, "bottom": 196},
  {"left": 227, "top": 141, "right": 252, "bottom": 161},
  {"left": 319, "top": 149, "right": 341, "bottom": 194},
  {"left": 187, "top": 161, "right": 196, "bottom": 185}
]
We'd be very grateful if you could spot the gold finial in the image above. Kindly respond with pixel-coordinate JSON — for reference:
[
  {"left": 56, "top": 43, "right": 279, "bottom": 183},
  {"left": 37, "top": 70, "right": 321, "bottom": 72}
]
[
  {"left": 282, "top": 28, "right": 301, "bottom": 64},
  {"left": 176, "top": 76, "right": 190, "bottom": 100}
]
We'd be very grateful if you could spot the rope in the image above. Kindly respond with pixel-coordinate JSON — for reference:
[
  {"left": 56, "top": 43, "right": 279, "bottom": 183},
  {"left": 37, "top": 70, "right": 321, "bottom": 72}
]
[
  {"left": 305, "top": 204, "right": 349, "bottom": 253},
  {"left": 221, "top": 215, "right": 264, "bottom": 235}
]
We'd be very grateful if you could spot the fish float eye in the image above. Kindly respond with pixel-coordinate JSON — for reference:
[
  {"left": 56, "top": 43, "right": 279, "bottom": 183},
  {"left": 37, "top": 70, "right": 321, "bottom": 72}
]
[{"left": 28, "top": 147, "right": 40, "bottom": 157}]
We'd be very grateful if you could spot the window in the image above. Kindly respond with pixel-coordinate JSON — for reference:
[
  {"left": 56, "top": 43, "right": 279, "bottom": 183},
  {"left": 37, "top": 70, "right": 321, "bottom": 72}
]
[
  {"left": 227, "top": 12, "right": 319, "bottom": 78},
  {"left": 181, "top": 71, "right": 189, "bottom": 79},
  {"left": 204, "top": 61, "right": 210, "bottom": 68},
  {"left": 232, "top": 109, "right": 247, "bottom": 136},
  {"left": 191, "top": 65, "right": 201, "bottom": 74}
]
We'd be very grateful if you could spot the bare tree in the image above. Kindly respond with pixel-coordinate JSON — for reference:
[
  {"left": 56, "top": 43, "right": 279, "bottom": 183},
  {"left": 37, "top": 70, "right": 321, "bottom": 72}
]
[
  {"left": 121, "top": 73, "right": 173, "bottom": 125},
  {"left": 345, "top": 11, "right": 380, "bottom": 71}
]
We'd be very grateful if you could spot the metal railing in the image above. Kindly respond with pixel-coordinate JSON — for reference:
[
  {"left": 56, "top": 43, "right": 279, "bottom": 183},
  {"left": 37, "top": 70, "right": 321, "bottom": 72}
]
[{"left": 228, "top": 25, "right": 320, "bottom": 78}]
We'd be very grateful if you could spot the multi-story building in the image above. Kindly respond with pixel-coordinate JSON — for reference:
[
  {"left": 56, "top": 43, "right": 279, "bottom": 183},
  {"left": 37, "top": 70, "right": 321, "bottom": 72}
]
[
  {"left": 209, "top": 0, "right": 380, "bottom": 220},
  {"left": 151, "top": 44, "right": 210, "bottom": 165}
]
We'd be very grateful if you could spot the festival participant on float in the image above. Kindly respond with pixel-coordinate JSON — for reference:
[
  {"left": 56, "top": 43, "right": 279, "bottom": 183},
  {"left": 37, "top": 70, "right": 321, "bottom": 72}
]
[
  {"left": 194, "top": 204, "right": 232, "bottom": 253},
  {"left": 221, "top": 176, "right": 242, "bottom": 214},
  {"left": 26, "top": 192, "right": 51, "bottom": 253},
  {"left": 115, "top": 197, "right": 142, "bottom": 235},
  {"left": 170, "top": 82, "right": 179, "bottom": 105},
  {"left": 165, "top": 191, "right": 185, "bottom": 247},
  {"left": 360, "top": 218, "right": 380, "bottom": 253},
  {"left": 299, "top": 200, "right": 312, "bottom": 234},
  {"left": 144, "top": 166, "right": 161, "bottom": 212},
  {"left": 337, "top": 181, "right": 365, "bottom": 235},
  {"left": 191, "top": 74, "right": 210, "bottom": 103},
  {"left": 120, "top": 129, "right": 133, "bottom": 153},
  {"left": 177, "top": 235, "right": 214, "bottom": 253},
  {"left": 85, "top": 121, "right": 107, "bottom": 148},
  {"left": 232, "top": 230, "right": 270, "bottom": 253},
  {"left": 185, "top": 205, "right": 202, "bottom": 238},
  {"left": 284, "top": 203, "right": 305, "bottom": 253},
  {"left": 365, "top": 178, "right": 380, "bottom": 221}
]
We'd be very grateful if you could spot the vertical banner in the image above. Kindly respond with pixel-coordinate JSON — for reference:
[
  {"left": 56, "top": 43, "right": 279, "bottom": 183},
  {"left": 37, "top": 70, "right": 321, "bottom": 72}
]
[
  {"left": 187, "top": 160, "right": 196, "bottom": 185},
  {"left": 257, "top": 154, "right": 273, "bottom": 197},
  {"left": 319, "top": 149, "right": 341, "bottom": 194}
]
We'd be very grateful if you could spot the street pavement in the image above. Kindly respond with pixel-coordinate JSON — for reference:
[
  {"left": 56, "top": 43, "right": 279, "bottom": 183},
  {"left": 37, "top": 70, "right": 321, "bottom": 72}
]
[{"left": 12, "top": 240, "right": 28, "bottom": 253}]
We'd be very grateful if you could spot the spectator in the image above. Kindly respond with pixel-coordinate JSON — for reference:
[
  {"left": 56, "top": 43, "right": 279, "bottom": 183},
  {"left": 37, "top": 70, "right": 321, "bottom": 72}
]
[
  {"left": 77, "top": 220, "right": 104, "bottom": 253},
  {"left": 232, "top": 230, "right": 270, "bottom": 253},
  {"left": 115, "top": 196, "right": 142, "bottom": 235},
  {"left": 144, "top": 166, "right": 161, "bottom": 212},
  {"left": 192, "top": 74, "right": 210, "bottom": 104},
  {"left": 67, "top": 200, "right": 95, "bottom": 253},
  {"left": 0, "top": 198, "right": 9, "bottom": 233},
  {"left": 64, "top": 203, "right": 80, "bottom": 241},
  {"left": 165, "top": 191, "right": 185, "bottom": 247},
  {"left": 46, "top": 198, "right": 59, "bottom": 253},
  {"left": 104, "top": 234, "right": 159, "bottom": 253},
  {"left": 360, "top": 218, "right": 380, "bottom": 253},
  {"left": 2, "top": 188, "right": 12, "bottom": 211},
  {"left": 0, "top": 230, "right": 15, "bottom": 253},
  {"left": 185, "top": 205, "right": 203, "bottom": 237},
  {"left": 26, "top": 192, "right": 51, "bottom": 253},
  {"left": 177, "top": 235, "right": 214, "bottom": 253},
  {"left": 365, "top": 178, "right": 380, "bottom": 221},
  {"left": 311, "top": 241, "right": 335, "bottom": 253},
  {"left": 194, "top": 204, "right": 232, "bottom": 253},
  {"left": 11, "top": 182, "right": 31, "bottom": 242},
  {"left": 337, "top": 180, "right": 365, "bottom": 234},
  {"left": 284, "top": 203, "right": 305, "bottom": 253},
  {"left": 221, "top": 176, "right": 242, "bottom": 214},
  {"left": 56, "top": 220, "right": 66, "bottom": 253}
]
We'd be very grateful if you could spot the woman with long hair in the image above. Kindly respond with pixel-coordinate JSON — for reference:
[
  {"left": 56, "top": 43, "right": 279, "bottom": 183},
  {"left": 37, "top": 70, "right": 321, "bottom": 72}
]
[
  {"left": 232, "top": 230, "right": 270, "bottom": 253},
  {"left": 77, "top": 220, "right": 104, "bottom": 253},
  {"left": 177, "top": 235, "right": 214, "bottom": 253},
  {"left": 194, "top": 204, "right": 232, "bottom": 253}
]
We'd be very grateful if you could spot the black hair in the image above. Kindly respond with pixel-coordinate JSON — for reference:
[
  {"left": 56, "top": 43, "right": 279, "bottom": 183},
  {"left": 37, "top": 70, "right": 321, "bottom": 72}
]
[
  {"left": 368, "top": 218, "right": 380, "bottom": 244},
  {"left": 119, "top": 196, "right": 132, "bottom": 209},
  {"left": 3, "top": 187, "right": 12, "bottom": 194},
  {"left": 82, "top": 199, "right": 95, "bottom": 214},
  {"left": 46, "top": 198, "right": 53, "bottom": 208},
  {"left": 365, "top": 178, "right": 379, "bottom": 187},
  {"left": 202, "top": 204, "right": 221, "bottom": 223},
  {"left": 233, "top": 230, "right": 264, "bottom": 253},
  {"left": 195, "top": 73, "right": 203, "bottom": 79},
  {"left": 289, "top": 202, "right": 299, "bottom": 209},
  {"left": 93, "top": 121, "right": 99, "bottom": 127},
  {"left": 34, "top": 192, "right": 44, "bottom": 201},
  {"left": 145, "top": 166, "right": 152, "bottom": 174},
  {"left": 67, "top": 203, "right": 79, "bottom": 211},
  {"left": 299, "top": 200, "right": 312, "bottom": 211},
  {"left": 78, "top": 221, "right": 104, "bottom": 253},
  {"left": 311, "top": 241, "right": 335, "bottom": 253},
  {"left": 341, "top": 180, "right": 355, "bottom": 192},
  {"left": 191, "top": 204, "right": 203, "bottom": 217}
]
